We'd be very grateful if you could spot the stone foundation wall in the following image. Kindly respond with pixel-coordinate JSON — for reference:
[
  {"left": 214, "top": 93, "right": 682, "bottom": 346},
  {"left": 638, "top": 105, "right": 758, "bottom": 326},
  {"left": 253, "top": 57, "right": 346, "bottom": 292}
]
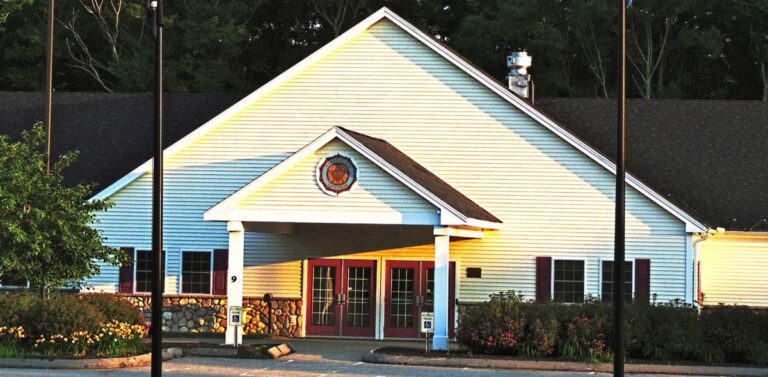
[{"left": 85, "top": 294, "right": 302, "bottom": 337}]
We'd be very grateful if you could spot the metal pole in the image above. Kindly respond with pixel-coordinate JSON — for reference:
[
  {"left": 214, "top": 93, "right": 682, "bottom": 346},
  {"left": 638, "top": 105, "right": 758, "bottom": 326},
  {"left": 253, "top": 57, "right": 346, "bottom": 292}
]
[
  {"left": 613, "top": 0, "right": 627, "bottom": 376},
  {"left": 45, "top": 0, "right": 55, "bottom": 173},
  {"left": 151, "top": 0, "right": 164, "bottom": 376}
]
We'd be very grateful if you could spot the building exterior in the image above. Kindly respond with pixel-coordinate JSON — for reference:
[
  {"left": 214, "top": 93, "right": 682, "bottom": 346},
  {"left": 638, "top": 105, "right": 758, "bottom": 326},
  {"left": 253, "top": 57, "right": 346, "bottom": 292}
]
[
  {"left": 78, "top": 8, "right": 710, "bottom": 349},
  {"left": 0, "top": 8, "right": 765, "bottom": 348}
]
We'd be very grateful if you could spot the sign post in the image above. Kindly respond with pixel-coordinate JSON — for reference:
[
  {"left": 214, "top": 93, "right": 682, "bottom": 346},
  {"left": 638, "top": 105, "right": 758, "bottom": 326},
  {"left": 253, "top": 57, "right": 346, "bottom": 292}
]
[
  {"left": 228, "top": 306, "right": 243, "bottom": 348},
  {"left": 420, "top": 312, "right": 434, "bottom": 354}
]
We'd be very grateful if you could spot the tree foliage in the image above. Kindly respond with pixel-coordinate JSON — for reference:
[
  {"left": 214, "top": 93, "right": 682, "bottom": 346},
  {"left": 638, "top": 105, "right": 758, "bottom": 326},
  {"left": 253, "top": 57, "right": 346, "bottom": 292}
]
[
  {"left": 0, "top": 0, "right": 766, "bottom": 100},
  {"left": 0, "top": 123, "right": 129, "bottom": 297}
]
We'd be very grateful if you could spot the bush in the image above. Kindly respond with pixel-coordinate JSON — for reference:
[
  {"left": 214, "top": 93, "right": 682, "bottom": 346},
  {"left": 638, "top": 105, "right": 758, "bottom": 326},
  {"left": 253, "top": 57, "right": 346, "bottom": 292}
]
[
  {"left": 0, "top": 293, "right": 146, "bottom": 358},
  {"left": 23, "top": 294, "right": 106, "bottom": 337},
  {"left": 80, "top": 295, "right": 143, "bottom": 325},
  {"left": 627, "top": 300, "right": 721, "bottom": 363},
  {"left": 457, "top": 291, "right": 527, "bottom": 355},
  {"left": 458, "top": 291, "right": 768, "bottom": 365},
  {"left": 557, "top": 302, "right": 611, "bottom": 362},
  {"left": 702, "top": 305, "right": 768, "bottom": 365},
  {"left": 0, "top": 292, "right": 36, "bottom": 326}
]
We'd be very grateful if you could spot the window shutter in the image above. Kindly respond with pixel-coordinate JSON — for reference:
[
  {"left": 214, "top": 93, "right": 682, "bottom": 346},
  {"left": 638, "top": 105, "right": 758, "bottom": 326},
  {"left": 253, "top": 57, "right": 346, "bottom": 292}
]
[
  {"left": 635, "top": 259, "right": 651, "bottom": 302},
  {"left": 535, "top": 256, "right": 552, "bottom": 302},
  {"left": 119, "top": 247, "right": 135, "bottom": 294},
  {"left": 212, "top": 249, "right": 228, "bottom": 295}
]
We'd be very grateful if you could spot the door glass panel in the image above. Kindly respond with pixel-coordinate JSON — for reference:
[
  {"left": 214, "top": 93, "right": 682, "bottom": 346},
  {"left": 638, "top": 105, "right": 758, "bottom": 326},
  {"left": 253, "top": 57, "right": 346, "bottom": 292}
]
[
  {"left": 425, "top": 268, "right": 434, "bottom": 313},
  {"left": 390, "top": 268, "right": 414, "bottom": 328},
  {"left": 312, "top": 266, "right": 335, "bottom": 326},
  {"left": 346, "top": 267, "right": 371, "bottom": 328}
]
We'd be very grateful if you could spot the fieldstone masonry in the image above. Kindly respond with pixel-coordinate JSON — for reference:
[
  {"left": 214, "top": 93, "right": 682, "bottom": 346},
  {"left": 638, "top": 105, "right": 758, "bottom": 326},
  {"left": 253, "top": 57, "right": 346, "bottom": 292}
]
[{"left": 107, "top": 294, "right": 302, "bottom": 337}]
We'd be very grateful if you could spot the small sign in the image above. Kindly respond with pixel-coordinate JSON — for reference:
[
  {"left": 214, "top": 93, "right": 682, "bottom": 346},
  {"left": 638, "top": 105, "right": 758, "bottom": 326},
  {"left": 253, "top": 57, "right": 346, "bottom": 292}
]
[
  {"left": 420, "top": 312, "right": 434, "bottom": 333},
  {"left": 229, "top": 306, "right": 243, "bottom": 327}
]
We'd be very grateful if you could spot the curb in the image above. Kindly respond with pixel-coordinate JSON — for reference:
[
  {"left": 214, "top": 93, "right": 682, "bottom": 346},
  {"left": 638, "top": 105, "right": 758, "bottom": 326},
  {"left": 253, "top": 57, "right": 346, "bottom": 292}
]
[
  {"left": 362, "top": 351, "right": 768, "bottom": 376},
  {"left": 0, "top": 347, "right": 183, "bottom": 369}
]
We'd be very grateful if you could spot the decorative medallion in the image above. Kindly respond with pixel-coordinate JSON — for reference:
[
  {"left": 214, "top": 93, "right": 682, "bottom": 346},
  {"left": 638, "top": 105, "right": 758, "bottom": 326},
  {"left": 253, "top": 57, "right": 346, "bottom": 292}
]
[{"left": 317, "top": 154, "right": 357, "bottom": 195}]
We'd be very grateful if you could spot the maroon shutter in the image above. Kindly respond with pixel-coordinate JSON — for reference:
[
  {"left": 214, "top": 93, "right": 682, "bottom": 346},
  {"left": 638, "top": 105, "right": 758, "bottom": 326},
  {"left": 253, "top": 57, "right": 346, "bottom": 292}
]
[
  {"left": 212, "top": 249, "right": 228, "bottom": 295},
  {"left": 635, "top": 259, "right": 651, "bottom": 303},
  {"left": 118, "top": 247, "right": 135, "bottom": 294},
  {"left": 535, "top": 256, "right": 552, "bottom": 302}
]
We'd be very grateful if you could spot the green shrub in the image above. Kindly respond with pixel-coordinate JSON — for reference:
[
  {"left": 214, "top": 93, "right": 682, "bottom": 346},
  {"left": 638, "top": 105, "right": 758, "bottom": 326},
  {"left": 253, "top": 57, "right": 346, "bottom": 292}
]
[
  {"left": 702, "top": 305, "right": 768, "bottom": 365},
  {"left": 23, "top": 294, "right": 106, "bottom": 337},
  {"left": 626, "top": 301, "right": 721, "bottom": 363},
  {"left": 80, "top": 295, "right": 143, "bottom": 325},
  {"left": 556, "top": 302, "right": 611, "bottom": 362},
  {"left": 458, "top": 291, "right": 768, "bottom": 365},
  {"left": 457, "top": 291, "right": 527, "bottom": 354},
  {"left": 0, "top": 292, "right": 36, "bottom": 326},
  {"left": 518, "top": 302, "right": 558, "bottom": 357}
]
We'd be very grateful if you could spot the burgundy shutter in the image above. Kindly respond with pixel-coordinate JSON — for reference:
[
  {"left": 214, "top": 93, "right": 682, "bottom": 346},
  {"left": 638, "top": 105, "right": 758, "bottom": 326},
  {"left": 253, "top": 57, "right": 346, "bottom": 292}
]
[
  {"left": 535, "top": 257, "right": 552, "bottom": 302},
  {"left": 118, "top": 247, "right": 135, "bottom": 294},
  {"left": 212, "top": 249, "right": 228, "bottom": 295},
  {"left": 635, "top": 259, "right": 651, "bottom": 303}
]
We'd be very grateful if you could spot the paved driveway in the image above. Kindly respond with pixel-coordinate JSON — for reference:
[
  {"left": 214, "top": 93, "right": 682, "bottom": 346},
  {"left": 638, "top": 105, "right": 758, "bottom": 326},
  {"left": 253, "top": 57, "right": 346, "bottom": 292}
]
[
  {"left": 0, "top": 338, "right": 687, "bottom": 376},
  {"left": 0, "top": 356, "right": 672, "bottom": 377}
]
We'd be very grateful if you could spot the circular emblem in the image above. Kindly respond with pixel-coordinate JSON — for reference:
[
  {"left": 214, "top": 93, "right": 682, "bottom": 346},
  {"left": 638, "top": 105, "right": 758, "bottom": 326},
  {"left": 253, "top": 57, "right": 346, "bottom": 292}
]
[{"left": 317, "top": 154, "right": 357, "bottom": 195}]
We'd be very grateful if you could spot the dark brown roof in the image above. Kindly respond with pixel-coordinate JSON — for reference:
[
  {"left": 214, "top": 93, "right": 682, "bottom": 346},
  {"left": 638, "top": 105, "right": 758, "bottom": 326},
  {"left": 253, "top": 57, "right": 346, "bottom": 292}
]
[
  {"left": 536, "top": 98, "right": 768, "bottom": 231},
  {"left": 0, "top": 92, "right": 241, "bottom": 190},
  {"left": 340, "top": 127, "right": 502, "bottom": 224}
]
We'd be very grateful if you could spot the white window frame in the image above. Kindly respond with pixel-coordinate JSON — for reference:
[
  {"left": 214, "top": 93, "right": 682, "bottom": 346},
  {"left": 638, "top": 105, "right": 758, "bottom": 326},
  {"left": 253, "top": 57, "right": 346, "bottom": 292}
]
[
  {"left": 551, "top": 257, "right": 588, "bottom": 303},
  {"left": 133, "top": 249, "right": 167, "bottom": 294},
  {"left": 0, "top": 273, "right": 30, "bottom": 289},
  {"left": 598, "top": 258, "right": 636, "bottom": 301},
  {"left": 179, "top": 250, "right": 214, "bottom": 295}
]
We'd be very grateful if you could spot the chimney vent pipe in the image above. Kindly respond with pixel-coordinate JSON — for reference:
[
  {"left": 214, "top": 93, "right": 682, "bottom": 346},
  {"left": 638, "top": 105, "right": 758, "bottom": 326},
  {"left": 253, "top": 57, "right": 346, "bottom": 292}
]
[{"left": 507, "top": 52, "right": 532, "bottom": 101}]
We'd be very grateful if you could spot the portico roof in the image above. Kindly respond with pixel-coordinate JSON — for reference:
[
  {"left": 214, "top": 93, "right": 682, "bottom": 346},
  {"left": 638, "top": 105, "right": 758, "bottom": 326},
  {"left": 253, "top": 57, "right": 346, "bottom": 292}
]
[{"left": 204, "top": 127, "right": 501, "bottom": 229}]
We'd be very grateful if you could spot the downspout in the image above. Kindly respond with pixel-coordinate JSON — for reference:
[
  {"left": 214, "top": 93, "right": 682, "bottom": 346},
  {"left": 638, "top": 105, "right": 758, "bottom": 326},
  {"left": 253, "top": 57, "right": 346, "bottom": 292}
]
[{"left": 692, "top": 227, "right": 724, "bottom": 308}]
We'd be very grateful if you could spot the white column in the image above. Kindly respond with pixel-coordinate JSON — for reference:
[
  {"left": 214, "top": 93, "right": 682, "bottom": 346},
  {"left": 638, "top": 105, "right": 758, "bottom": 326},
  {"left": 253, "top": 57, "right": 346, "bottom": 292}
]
[
  {"left": 433, "top": 229, "right": 450, "bottom": 351},
  {"left": 225, "top": 221, "right": 244, "bottom": 345}
]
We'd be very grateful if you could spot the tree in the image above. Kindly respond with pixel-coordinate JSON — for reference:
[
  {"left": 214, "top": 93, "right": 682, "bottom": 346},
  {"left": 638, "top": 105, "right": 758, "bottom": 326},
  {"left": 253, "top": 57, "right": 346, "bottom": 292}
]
[{"left": 0, "top": 123, "right": 129, "bottom": 298}]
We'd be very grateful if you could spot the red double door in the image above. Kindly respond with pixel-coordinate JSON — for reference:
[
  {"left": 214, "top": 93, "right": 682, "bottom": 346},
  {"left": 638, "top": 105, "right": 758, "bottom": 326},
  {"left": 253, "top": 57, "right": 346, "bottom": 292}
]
[
  {"left": 306, "top": 259, "right": 377, "bottom": 337},
  {"left": 306, "top": 259, "right": 455, "bottom": 338},
  {"left": 384, "top": 260, "right": 455, "bottom": 339}
]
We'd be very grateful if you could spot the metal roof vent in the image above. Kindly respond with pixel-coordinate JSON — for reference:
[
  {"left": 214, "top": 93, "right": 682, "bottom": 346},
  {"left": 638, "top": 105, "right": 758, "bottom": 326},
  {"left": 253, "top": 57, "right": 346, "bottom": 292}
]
[{"left": 507, "top": 51, "right": 533, "bottom": 102}]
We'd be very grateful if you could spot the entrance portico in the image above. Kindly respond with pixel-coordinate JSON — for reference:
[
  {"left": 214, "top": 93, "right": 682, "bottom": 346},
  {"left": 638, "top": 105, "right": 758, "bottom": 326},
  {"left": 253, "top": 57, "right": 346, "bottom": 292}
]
[{"left": 206, "top": 127, "right": 501, "bottom": 349}]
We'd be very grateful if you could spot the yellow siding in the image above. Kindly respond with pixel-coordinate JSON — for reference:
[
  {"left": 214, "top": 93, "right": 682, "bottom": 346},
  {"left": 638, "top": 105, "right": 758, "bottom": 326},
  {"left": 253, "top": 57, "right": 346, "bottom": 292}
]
[
  {"left": 92, "top": 19, "right": 688, "bottom": 302},
  {"left": 700, "top": 234, "right": 768, "bottom": 307}
]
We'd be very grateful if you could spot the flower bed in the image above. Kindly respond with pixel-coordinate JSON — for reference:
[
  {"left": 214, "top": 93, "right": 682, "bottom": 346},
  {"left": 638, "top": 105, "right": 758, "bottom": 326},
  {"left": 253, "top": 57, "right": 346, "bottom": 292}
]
[
  {"left": 458, "top": 291, "right": 768, "bottom": 365},
  {"left": 0, "top": 293, "right": 147, "bottom": 358}
]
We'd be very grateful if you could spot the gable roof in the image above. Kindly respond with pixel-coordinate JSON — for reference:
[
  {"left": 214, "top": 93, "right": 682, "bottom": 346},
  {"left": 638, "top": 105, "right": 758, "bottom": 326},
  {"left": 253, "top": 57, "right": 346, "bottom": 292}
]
[
  {"left": 536, "top": 98, "right": 768, "bottom": 232},
  {"left": 205, "top": 127, "right": 501, "bottom": 228},
  {"left": 82, "top": 7, "right": 705, "bottom": 232}
]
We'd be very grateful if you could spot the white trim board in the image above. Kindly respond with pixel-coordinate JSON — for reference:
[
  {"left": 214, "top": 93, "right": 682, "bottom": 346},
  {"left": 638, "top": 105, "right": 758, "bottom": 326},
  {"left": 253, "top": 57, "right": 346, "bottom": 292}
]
[{"left": 90, "top": 7, "right": 706, "bottom": 233}]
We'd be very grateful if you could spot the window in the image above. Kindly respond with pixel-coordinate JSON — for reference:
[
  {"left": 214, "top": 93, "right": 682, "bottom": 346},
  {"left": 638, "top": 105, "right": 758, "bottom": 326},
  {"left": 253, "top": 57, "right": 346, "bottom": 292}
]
[
  {"left": 135, "top": 250, "right": 152, "bottom": 293},
  {"left": 0, "top": 271, "right": 28, "bottom": 288},
  {"left": 134, "top": 250, "right": 166, "bottom": 293},
  {"left": 601, "top": 261, "right": 633, "bottom": 303},
  {"left": 182, "top": 251, "right": 212, "bottom": 294},
  {"left": 553, "top": 259, "right": 585, "bottom": 303}
]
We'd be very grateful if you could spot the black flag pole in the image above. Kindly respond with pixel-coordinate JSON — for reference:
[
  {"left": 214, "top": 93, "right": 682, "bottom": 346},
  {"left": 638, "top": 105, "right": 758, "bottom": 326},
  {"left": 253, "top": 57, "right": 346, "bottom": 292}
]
[
  {"left": 45, "top": 0, "right": 54, "bottom": 173},
  {"left": 148, "top": 0, "right": 164, "bottom": 376},
  {"left": 613, "top": 0, "right": 628, "bottom": 376}
]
